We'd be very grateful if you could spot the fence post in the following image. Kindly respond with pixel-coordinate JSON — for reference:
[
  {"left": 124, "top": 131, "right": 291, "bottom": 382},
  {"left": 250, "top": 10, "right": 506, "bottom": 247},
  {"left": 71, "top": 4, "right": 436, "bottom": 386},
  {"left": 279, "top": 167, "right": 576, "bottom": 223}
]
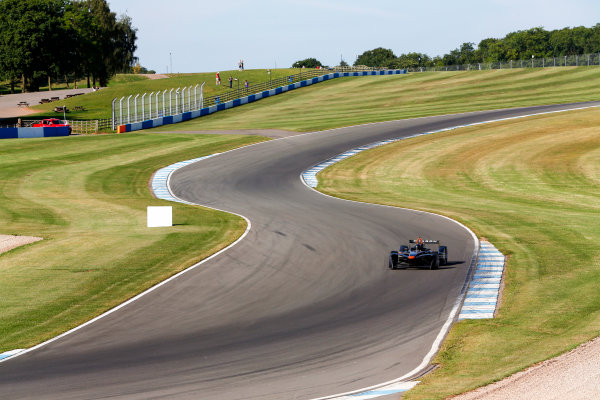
[
  {"left": 149, "top": 92, "right": 154, "bottom": 119},
  {"left": 155, "top": 91, "right": 159, "bottom": 118},
  {"left": 181, "top": 87, "right": 186, "bottom": 113},
  {"left": 162, "top": 90, "right": 167, "bottom": 117},
  {"left": 200, "top": 82, "right": 205, "bottom": 108},
  {"left": 169, "top": 88, "right": 173, "bottom": 115},
  {"left": 175, "top": 88, "right": 180, "bottom": 114},
  {"left": 141, "top": 93, "right": 147, "bottom": 120},
  {"left": 134, "top": 94, "right": 139, "bottom": 122},
  {"left": 126, "top": 95, "right": 132, "bottom": 123},
  {"left": 119, "top": 97, "right": 124, "bottom": 126},
  {"left": 194, "top": 84, "right": 199, "bottom": 110},
  {"left": 111, "top": 98, "right": 117, "bottom": 130}
]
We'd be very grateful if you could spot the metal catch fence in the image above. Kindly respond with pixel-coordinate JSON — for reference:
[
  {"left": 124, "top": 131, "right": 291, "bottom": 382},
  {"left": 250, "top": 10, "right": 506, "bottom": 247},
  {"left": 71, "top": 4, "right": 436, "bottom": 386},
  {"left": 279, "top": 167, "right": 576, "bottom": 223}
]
[
  {"left": 406, "top": 52, "right": 600, "bottom": 72},
  {"left": 111, "top": 68, "right": 335, "bottom": 130}
]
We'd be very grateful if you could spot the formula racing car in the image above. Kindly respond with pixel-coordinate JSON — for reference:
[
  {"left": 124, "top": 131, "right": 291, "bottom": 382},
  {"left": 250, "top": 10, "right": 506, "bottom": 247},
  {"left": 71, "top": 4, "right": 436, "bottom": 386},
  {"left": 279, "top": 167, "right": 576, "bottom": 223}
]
[{"left": 389, "top": 238, "right": 448, "bottom": 270}]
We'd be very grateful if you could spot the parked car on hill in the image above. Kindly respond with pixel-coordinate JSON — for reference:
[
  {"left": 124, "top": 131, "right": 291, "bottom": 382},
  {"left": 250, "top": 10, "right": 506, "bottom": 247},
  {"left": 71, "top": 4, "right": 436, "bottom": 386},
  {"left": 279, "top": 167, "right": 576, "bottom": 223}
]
[{"left": 33, "top": 118, "right": 71, "bottom": 134}]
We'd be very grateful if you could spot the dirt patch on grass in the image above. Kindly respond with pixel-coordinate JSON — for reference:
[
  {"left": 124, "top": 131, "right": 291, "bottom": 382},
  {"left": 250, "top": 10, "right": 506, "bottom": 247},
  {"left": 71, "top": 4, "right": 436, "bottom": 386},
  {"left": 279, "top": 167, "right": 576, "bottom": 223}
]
[
  {"left": 140, "top": 74, "right": 169, "bottom": 80},
  {"left": 0, "top": 235, "right": 42, "bottom": 254}
]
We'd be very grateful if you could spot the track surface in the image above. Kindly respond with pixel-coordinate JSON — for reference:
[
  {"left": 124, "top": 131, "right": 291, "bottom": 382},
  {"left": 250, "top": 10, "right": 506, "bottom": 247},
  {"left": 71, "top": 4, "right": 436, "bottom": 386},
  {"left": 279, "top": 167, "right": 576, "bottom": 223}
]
[{"left": 1, "top": 102, "right": 597, "bottom": 400}]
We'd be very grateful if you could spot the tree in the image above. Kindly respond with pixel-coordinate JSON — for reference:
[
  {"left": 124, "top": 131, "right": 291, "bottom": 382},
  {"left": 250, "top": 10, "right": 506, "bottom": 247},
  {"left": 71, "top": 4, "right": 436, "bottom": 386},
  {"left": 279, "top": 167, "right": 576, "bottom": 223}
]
[
  {"left": 0, "top": 0, "right": 137, "bottom": 91},
  {"left": 354, "top": 47, "right": 396, "bottom": 67},
  {"left": 395, "top": 52, "right": 432, "bottom": 69},
  {"left": 292, "top": 58, "right": 322, "bottom": 68},
  {"left": 0, "top": 0, "right": 69, "bottom": 92},
  {"left": 82, "top": 0, "right": 137, "bottom": 87}
]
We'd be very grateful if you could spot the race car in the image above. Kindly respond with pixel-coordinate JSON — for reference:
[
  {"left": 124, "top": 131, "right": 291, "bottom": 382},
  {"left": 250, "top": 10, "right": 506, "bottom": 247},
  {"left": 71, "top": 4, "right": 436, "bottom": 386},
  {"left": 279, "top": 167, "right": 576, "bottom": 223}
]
[{"left": 389, "top": 238, "right": 448, "bottom": 270}]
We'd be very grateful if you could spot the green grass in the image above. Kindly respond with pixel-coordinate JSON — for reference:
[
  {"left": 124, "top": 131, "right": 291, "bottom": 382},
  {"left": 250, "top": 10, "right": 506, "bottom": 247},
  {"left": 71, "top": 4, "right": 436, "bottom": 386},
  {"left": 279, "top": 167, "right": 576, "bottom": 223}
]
[
  {"left": 316, "top": 107, "right": 600, "bottom": 399},
  {"left": 0, "top": 132, "right": 267, "bottom": 351},
  {"left": 153, "top": 67, "right": 600, "bottom": 132},
  {"left": 25, "top": 69, "right": 300, "bottom": 120}
]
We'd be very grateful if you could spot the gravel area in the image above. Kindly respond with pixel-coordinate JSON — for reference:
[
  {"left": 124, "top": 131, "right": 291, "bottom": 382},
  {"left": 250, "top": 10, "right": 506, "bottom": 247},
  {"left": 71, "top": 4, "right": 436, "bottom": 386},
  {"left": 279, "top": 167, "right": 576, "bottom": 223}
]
[
  {"left": 0, "top": 235, "right": 43, "bottom": 254},
  {"left": 451, "top": 335, "right": 600, "bottom": 400}
]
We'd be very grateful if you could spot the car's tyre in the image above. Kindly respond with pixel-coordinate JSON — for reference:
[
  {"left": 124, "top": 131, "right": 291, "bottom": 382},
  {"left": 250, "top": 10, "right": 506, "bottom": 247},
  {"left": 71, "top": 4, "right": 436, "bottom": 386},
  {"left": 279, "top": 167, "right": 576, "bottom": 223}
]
[
  {"left": 439, "top": 246, "right": 448, "bottom": 266},
  {"left": 430, "top": 255, "right": 439, "bottom": 270},
  {"left": 389, "top": 251, "right": 399, "bottom": 269},
  {"left": 399, "top": 245, "right": 409, "bottom": 253}
]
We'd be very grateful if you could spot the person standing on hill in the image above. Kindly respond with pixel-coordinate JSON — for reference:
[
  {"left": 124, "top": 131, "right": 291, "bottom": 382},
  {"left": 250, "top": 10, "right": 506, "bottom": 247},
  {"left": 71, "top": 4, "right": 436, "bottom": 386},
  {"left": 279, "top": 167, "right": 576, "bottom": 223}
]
[
  {"left": 228, "top": 76, "right": 233, "bottom": 88},
  {"left": 216, "top": 71, "right": 221, "bottom": 85}
]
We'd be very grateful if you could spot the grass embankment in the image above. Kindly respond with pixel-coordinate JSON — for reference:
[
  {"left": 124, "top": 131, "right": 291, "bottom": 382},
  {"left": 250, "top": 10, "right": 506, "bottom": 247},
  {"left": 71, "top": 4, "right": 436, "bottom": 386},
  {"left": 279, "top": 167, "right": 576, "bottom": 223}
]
[
  {"left": 0, "top": 133, "right": 267, "bottom": 352},
  {"left": 25, "top": 69, "right": 299, "bottom": 120},
  {"left": 154, "top": 67, "right": 600, "bottom": 132},
  {"left": 317, "top": 107, "right": 600, "bottom": 398}
]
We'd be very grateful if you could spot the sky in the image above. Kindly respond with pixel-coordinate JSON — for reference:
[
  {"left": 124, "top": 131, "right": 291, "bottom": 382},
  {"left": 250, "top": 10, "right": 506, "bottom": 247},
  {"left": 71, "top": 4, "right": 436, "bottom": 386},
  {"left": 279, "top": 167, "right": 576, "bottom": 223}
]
[{"left": 109, "top": 0, "right": 600, "bottom": 73}]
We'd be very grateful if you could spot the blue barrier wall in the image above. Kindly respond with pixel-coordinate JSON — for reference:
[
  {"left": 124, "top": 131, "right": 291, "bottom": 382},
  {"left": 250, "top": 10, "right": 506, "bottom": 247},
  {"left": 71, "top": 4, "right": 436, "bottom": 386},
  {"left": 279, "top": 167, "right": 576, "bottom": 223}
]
[
  {"left": 0, "top": 126, "right": 70, "bottom": 139},
  {"left": 119, "top": 69, "right": 407, "bottom": 133}
]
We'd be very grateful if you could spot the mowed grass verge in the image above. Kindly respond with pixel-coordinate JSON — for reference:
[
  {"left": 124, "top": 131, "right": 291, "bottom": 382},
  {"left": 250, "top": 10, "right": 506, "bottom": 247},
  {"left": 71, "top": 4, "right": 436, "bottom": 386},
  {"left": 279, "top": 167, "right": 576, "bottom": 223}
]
[
  {"left": 0, "top": 133, "right": 267, "bottom": 352},
  {"left": 153, "top": 67, "right": 600, "bottom": 133},
  {"left": 317, "top": 107, "right": 600, "bottom": 399}
]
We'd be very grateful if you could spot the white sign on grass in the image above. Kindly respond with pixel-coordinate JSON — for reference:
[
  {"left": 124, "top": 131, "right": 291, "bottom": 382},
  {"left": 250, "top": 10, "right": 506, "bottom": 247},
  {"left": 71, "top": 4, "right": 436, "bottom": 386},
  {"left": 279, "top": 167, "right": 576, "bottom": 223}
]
[{"left": 147, "top": 206, "right": 172, "bottom": 227}]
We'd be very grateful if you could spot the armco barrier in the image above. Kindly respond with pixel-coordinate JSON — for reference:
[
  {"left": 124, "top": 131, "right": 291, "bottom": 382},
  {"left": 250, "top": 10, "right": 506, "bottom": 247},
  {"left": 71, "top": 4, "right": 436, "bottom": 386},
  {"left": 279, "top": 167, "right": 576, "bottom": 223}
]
[
  {"left": 0, "top": 126, "right": 70, "bottom": 139},
  {"left": 118, "top": 70, "right": 407, "bottom": 133}
]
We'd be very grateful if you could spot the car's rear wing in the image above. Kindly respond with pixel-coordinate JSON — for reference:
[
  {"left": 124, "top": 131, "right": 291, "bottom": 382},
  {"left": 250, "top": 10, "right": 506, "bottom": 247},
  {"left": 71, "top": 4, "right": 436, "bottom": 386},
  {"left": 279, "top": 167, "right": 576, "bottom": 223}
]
[{"left": 409, "top": 240, "right": 440, "bottom": 244}]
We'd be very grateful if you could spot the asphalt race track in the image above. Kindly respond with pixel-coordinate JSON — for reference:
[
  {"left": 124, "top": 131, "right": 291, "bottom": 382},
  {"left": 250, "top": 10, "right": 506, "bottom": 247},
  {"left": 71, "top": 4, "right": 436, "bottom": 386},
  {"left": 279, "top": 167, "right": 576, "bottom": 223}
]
[{"left": 1, "top": 102, "right": 598, "bottom": 400}]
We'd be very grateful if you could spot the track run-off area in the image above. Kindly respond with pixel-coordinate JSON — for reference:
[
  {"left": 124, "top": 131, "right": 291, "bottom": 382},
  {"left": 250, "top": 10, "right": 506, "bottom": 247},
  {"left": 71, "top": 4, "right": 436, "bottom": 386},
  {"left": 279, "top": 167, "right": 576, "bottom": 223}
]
[{"left": 0, "top": 102, "right": 599, "bottom": 399}]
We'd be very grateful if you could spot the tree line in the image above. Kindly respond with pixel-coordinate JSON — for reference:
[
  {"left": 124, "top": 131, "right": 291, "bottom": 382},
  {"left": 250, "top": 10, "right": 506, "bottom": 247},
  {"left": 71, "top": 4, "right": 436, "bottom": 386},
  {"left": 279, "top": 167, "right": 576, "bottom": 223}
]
[
  {"left": 293, "top": 24, "right": 600, "bottom": 70},
  {"left": 354, "top": 24, "right": 600, "bottom": 69},
  {"left": 0, "top": 0, "right": 137, "bottom": 92}
]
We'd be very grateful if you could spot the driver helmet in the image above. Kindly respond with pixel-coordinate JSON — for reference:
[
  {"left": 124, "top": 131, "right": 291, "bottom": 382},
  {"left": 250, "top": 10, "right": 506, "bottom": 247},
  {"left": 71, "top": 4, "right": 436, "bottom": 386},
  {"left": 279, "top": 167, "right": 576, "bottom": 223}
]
[{"left": 416, "top": 237, "right": 424, "bottom": 250}]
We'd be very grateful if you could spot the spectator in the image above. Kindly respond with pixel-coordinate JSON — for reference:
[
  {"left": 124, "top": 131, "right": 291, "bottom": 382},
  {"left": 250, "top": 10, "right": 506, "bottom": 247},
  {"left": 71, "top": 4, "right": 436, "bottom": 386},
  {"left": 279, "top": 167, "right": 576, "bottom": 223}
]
[
  {"left": 216, "top": 72, "right": 221, "bottom": 85},
  {"left": 229, "top": 76, "right": 233, "bottom": 88},
  {"left": 244, "top": 80, "right": 249, "bottom": 91}
]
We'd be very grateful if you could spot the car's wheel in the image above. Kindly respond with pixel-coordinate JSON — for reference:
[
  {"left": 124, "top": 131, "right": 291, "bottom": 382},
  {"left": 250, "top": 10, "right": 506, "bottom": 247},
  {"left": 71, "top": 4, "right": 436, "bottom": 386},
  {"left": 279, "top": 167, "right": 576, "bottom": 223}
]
[
  {"left": 389, "top": 251, "right": 399, "bottom": 269},
  {"left": 430, "top": 255, "right": 439, "bottom": 270},
  {"left": 439, "top": 246, "right": 448, "bottom": 266}
]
